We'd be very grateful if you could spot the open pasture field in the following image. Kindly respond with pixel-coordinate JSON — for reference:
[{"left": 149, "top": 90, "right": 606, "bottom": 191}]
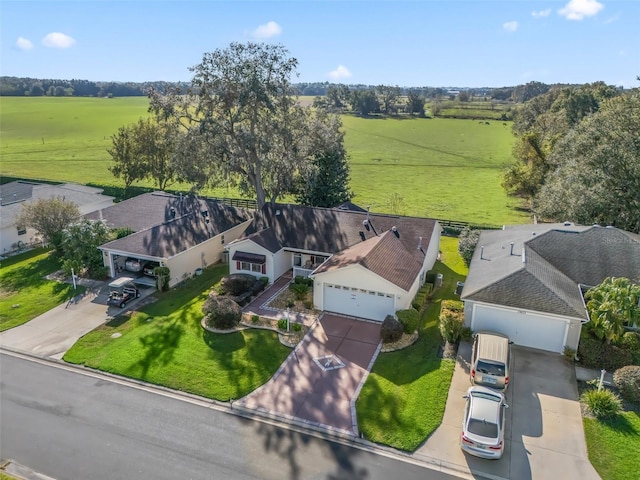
[{"left": 1, "top": 97, "right": 526, "bottom": 224}]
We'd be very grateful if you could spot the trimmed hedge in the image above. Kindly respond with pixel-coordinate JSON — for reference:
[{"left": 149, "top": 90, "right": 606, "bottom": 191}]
[
  {"left": 396, "top": 308, "right": 420, "bottom": 334},
  {"left": 412, "top": 283, "right": 433, "bottom": 311},
  {"left": 220, "top": 273, "right": 256, "bottom": 296}
]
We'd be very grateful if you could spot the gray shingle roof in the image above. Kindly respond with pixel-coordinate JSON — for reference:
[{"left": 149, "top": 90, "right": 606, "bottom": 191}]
[
  {"left": 242, "top": 203, "right": 436, "bottom": 262},
  {"left": 313, "top": 230, "right": 423, "bottom": 291},
  {"left": 462, "top": 224, "right": 640, "bottom": 320},
  {"left": 96, "top": 193, "right": 253, "bottom": 258}
]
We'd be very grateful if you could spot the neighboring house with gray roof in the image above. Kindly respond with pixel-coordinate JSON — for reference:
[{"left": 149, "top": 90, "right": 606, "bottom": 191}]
[
  {"left": 0, "top": 181, "right": 114, "bottom": 255},
  {"left": 227, "top": 203, "right": 440, "bottom": 321},
  {"left": 461, "top": 223, "right": 640, "bottom": 353},
  {"left": 89, "top": 192, "right": 254, "bottom": 288}
]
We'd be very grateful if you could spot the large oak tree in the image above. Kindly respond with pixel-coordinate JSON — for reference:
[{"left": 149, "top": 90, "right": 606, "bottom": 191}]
[{"left": 149, "top": 42, "right": 346, "bottom": 208}]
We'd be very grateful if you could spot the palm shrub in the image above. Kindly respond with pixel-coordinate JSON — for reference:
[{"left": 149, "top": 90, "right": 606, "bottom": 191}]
[
  {"left": 202, "top": 294, "right": 242, "bottom": 329},
  {"left": 585, "top": 277, "right": 640, "bottom": 344},
  {"left": 580, "top": 388, "right": 622, "bottom": 418},
  {"left": 613, "top": 366, "right": 640, "bottom": 403},
  {"left": 380, "top": 315, "right": 403, "bottom": 343},
  {"left": 439, "top": 300, "right": 465, "bottom": 343},
  {"left": 290, "top": 282, "right": 310, "bottom": 300}
]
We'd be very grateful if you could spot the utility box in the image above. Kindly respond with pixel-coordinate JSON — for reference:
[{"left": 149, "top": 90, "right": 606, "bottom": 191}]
[
  {"left": 455, "top": 281, "right": 465, "bottom": 295},
  {"left": 435, "top": 273, "right": 443, "bottom": 288}
]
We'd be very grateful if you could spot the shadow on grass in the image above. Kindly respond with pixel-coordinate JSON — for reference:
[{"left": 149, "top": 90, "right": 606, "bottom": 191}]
[
  {"left": 202, "top": 330, "right": 246, "bottom": 353},
  {"left": 106, "top": 315, "right": 131, "bottom": 328},
  {"left": 0, "top": 248, "right": 61, "bottom": 291},
  {"left": 128, "top": 314, "right": 185, "bottom": 379},
  {"left": 601, "top": 411, "right": 640, "bottom": 436}
]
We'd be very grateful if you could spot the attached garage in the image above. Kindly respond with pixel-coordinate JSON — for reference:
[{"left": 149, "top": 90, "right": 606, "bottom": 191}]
[
  {"left": 323, "top": 284, "right": 395, "bottom": 321},
  {"left": 470, "top": 304, "right": 570, "bottom": 353}
]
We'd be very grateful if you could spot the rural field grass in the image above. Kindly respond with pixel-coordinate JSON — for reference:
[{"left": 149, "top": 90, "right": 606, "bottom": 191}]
[{"left": 1, "top": 97, "right": 526, "bottom": 225}]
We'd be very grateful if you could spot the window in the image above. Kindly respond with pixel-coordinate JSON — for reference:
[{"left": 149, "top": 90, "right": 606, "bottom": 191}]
[
  {"left": 236, "top": 261, "right": 266, "bottom": 275},
  {"left": 310, "top": 255, "right": 327, "bottom": 266},
  {"left": 293, "top": 253, "right": 302, "bottom": 267}
]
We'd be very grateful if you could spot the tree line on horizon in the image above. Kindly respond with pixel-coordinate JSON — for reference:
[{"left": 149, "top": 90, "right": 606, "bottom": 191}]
[{"left": 0, "top": 75, "right": 619, "bottom": 104}]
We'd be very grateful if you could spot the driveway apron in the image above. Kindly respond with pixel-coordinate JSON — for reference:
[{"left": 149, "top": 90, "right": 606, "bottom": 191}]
[
  {"left": 414, "top": 343, "right": 601, "bottom": 480},
  {"left": 0, "top": 280, "right": 153, "bottom": 359},
  {"left": 237, "top": 313, "right": 382, "bottom": 435}
]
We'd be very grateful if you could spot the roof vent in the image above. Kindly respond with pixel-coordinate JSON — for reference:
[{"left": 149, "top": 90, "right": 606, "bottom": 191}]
[
  {"left": 563, "top": 221, "right": 571, "bottom": 226},
  {"left": 521, "top": 247, "right": 526, "bottom": 263},
  {"left": 275, "top": 209, "right": 281, "bottom": 216},
  {"left": 480, "top": 246, "right": 484, "bottom": 260},
  {"left": 509, "top": 242, "right": 514, "bottom": 255},
  {"left": 170, "top": 207, "right": 176, "bottom": 218},
  {"left": 363, "top": 219, "right": 370, "bottom": 231},
  {"left": 391, "top": 226, "right": 399, "bottom": 238},
  {"left": 359, "top": 231, "right": 366, "bottom": 241},
  {"left": 605, "top": 225, "right": 615, "bottom": 228}
]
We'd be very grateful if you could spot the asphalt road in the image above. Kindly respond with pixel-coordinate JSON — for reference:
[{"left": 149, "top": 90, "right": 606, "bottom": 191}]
[{"left": 0, "top": 352, "right": 462, "bottom": 480}]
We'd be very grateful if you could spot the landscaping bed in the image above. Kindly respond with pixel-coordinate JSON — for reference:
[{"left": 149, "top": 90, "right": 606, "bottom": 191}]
[{"left": 355, "top": 236, "right": 466, "bottom": 451}]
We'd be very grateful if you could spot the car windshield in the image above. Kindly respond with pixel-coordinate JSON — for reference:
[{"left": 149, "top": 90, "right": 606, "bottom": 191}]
[
  {"left": 476, "top": 360, "right": 505, "bottom": 376},
  {"left": 468, "top": 418, "right": 498, "bottom": 438}
]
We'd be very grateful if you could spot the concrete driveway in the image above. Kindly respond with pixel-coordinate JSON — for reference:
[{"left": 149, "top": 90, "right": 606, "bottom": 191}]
[
  {"left": 0, "top": 280, "right": 154, "bottom": 360},
  {"left": 237, "top": 313, "right": 382, "bottom": 435},
  {"left": 416, "top": 343, "right": 601, "bottom": 480}
]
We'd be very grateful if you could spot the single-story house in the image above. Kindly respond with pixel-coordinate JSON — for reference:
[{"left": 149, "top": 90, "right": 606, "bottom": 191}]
[
  {"left": 0, "top": 181, "right": 114, "bottom": 255},
  {"left": 227, "top": 204, "right": 441, "bottom": 321},
  {"left": 86, "top": 192, "right": 254, "bottom": 288},
  {"left": 461, "top": 223, "right": 640, "bottom": 353}
]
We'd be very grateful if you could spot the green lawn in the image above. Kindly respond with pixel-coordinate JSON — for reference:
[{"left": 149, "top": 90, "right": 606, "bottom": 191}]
[
  {"left": 0, "top": 248, "right": 84, "bottom": 332},
  {"left": 584, "top": 410, "right": 640, "bottom": 480},
  {"left": 356, "top": 236, "right": 468, "bottom": 451},
  {"left": 2, "top": 97, "right": 527, "bottom": 225},
  {"left": 63, "top": 264, "right": 290, "bottom": 400}
]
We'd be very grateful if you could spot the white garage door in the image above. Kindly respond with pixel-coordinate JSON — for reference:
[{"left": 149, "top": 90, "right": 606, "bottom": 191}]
[
  {"left": 323, "top": 284, "right": 395, "bottom": 321},
  {"left": 471, "top": 304, "right": 568, "bottom": 353}
]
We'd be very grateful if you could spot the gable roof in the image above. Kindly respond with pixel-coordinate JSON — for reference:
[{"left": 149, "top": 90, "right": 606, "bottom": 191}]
[
  {"left": 239, "top": 203, "right": 437, "bottom": 263},
  {"left": 462, "top": 224, "right": 640, "bottom": 320},
  {"left": 313, "top": 231, "right": 423, "bottom": 291},
  {"left": 1, "top": 181, "right": 113, "bottom": 229},
  {"left": 96, "top": 192, "right": 253, "bottom": 258}
]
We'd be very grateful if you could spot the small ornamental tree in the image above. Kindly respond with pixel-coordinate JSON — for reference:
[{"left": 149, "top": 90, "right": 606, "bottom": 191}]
[
  {"left": 380, "top": 315, "right": 403, "bottom": 343},
  {"left": 60, "top": 219, "right": 112, "bottom": 278},
  {"left": 16, "top": 198, "right": 81, "bottom": 253},
  {"left": 458, "top": 228, "right": 480, "bottom": 267}
]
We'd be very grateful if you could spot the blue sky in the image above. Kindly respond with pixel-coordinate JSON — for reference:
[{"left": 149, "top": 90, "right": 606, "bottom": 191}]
[{"left": 1, "top": 0, "right": 638, "bottom": 88}]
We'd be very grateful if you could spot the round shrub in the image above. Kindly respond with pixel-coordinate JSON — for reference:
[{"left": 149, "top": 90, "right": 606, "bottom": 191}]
[
  {"left": 438, "top": 300, "right": 465, "bottom": 343},
  {"left": 577, "top": 333, "right": 634, "bottom": 371},
  {"left": 381, "top": 315, "right": 404, "bottom": 343},
  {"left": 219, "top": 273, "right": 256, "bottom": 296},
  {"left": 202, "top": 294, "right": 242, "bottom": 329},
  {"left": 580, "top": 388, "right": 622, "bottom": 418},
  {"left": 622, "top": 332, "right": 640, "bottom": 364},
  {"left": 613, "top": 365, "right": 640, "bottom": 404},
  {"left": 396, "top": 308, "right": 420, "bottom": 334}
]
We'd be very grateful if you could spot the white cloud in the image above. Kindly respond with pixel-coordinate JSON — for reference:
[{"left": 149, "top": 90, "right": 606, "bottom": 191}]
[
  {"left": 328, "top": 65, "right": 352, "bottom": 81},
  {"left": 252, "top": 21, "right": 282, "bottom": 40},
  {"left": 16, "top": 36, "right": 33, "bottom": 50},
  {"left": 532, "top": 9, "right": 552, "bottom": 18},
  {"left": 42, "top": 32, "right": 76, "bottom": 48},
  {"left": 503, "top": 21, "right": 518, "bottom": 32},
  {"left": 558, "top": 0, "right": 604, "bottom": 20}
]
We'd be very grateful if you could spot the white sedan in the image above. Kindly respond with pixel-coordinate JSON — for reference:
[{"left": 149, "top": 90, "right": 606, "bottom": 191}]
[{"left": 460, "top": 385, "right": 508, "bottom": 459}]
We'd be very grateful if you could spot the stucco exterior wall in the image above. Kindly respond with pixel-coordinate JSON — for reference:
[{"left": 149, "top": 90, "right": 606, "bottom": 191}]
[{"left": 228, "top": 240, "right": 273, "bottom": 280}]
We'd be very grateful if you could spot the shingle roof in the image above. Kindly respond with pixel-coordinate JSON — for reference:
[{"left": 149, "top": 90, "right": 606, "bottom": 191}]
[
  {"left": 96, "top": 193, "right": 253, "bottom": 258},
  {"left": 241, "top": 203, "right": 436, "bottom": 262},
  {"left": 1, "top": 181, "right": 113, "bottom": 229},
  {"left": 313, "top": 231, "right": 423, "bottom": 291},
  {"left": 462, "top": 224, "right": 640, "bottom": 320}
]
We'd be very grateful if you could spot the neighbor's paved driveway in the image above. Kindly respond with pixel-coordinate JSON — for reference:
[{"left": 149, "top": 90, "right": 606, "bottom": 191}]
[
  {"left": 415, "top": 343, "right": 601, "bottom": 480},
  {"left": 0, "top": 281, "right": 153, "bottom": 360},
  {"left": 237, "top": 313, "right": 382, "bottom": 435}
]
